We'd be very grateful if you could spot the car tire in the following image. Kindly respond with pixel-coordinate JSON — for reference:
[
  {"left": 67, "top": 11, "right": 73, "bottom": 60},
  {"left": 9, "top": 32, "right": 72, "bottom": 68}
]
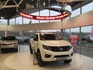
[
  {"left": 29, "top": 44, "right": 33, "bottom": 54},
  {"left": 15, "top": 48, "right": 18, "bottom": 52},
  {"left": 64, "top": 59, "right": 72, "bottom": 64},
  {"left": 15, "top": 46, "right": 18, "bottom": 52},
  {"left": 37, "top": 50, "right": 44, "bottom": 66}
]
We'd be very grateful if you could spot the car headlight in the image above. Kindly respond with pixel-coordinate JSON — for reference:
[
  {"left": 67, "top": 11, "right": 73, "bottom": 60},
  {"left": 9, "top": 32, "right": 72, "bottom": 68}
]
[
  {"left": 43, "top": 45, "right": 51, "bottom": 50},
  {"left": 69, "top": 45, "right": 72, "bottom": 49}
]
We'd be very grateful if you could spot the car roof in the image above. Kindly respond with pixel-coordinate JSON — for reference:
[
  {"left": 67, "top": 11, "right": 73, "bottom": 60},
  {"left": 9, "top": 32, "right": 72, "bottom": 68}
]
[{"left": 83, "top": 35, "right": 90, "bottom": 37}]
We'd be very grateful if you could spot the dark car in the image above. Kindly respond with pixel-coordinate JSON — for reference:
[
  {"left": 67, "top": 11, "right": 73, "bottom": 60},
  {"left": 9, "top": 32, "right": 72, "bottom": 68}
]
[
  {"left": 81, "top": 35, "right": 93, "bottom": 42},
  {"left": 16, "top": 36, "right": 30, "bottom": 43}
]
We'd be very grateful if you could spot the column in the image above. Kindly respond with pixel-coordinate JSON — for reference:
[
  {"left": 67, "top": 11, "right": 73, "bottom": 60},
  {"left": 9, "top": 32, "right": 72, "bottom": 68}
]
[{"left": 5, "top": 19, "right": 9, "bottom": 36}]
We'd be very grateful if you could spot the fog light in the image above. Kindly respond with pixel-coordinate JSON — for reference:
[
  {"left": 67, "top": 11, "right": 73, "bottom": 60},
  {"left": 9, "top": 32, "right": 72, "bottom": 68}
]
[
  {"left": 45, "top": 54, "right": 51, "bottom": 58},
  {"left": 71, "top": 53, "right": 73, "bottom": 56}
]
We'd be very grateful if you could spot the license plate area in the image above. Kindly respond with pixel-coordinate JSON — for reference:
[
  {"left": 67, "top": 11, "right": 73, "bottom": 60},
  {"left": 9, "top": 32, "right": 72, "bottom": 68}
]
[{"left": 57, "top": 57, "right": 67, "bottom": 60}]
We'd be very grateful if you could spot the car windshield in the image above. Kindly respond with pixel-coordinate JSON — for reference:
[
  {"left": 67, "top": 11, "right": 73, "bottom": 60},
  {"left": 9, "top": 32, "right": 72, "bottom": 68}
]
[
  {"left": 40, "top": 34, "right": 60, "bottom": 40},
  {"left": 2, "top": 36, "right": 16, "bottom": 40}
]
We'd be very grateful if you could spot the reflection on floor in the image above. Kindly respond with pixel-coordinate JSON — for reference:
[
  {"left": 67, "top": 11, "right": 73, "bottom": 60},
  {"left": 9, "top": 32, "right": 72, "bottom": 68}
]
[{"left": 0, "top": 45, "right": 93, "bottom": 70}]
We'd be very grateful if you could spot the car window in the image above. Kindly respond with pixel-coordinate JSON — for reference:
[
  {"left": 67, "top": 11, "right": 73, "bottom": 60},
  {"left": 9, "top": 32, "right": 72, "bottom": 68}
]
[
  {"left": 2, "top": 36, "right": 16, "bottom": 40},
  {"left": 34, "top": 35, "right": 38, "bottom": 41},
  {"left": 40, "top": 34, "right": 60, "bottom": 40}
]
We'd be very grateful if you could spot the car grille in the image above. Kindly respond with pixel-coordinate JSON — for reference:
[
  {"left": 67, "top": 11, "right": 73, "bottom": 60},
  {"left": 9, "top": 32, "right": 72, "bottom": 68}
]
[
  {"left": 50, "top": 46, "right": 71, "bottom": 52},
  {"left": 54, "top": 53, "right": 73, "bottom": 58},
  {"left": 54, "top": 55, "right": 69, "bottom": 58},
  {"left": 1, "top": 44, "right": 12, "bottom": 45}
]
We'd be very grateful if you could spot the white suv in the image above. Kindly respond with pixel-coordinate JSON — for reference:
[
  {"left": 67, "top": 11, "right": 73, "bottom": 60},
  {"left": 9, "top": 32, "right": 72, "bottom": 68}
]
[{"left": 29, "top": 33, "right": 73, "bottom": 66}]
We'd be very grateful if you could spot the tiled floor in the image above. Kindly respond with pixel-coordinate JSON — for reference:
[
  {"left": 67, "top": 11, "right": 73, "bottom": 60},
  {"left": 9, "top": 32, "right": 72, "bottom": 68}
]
[{"left": 0, "top": 45, "right": 93, "bottom": 70}]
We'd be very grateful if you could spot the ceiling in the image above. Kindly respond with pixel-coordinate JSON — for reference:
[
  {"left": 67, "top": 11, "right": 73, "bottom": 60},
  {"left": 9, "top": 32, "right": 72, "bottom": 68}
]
[{"left": 0, "top": 0, "right": 92, "bottom": 19}]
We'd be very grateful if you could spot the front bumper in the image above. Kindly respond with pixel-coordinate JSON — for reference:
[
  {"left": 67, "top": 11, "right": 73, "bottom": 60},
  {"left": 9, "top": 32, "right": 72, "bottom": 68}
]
[
  {"left": 41, "top": 48, "right": 73, "bottom": 62},
  {"left": 0, "top": 45, "right": 17, "bottom": 49}
]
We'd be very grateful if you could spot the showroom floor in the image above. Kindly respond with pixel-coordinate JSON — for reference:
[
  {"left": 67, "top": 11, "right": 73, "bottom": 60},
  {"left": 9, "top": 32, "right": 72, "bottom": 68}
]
[{"left": 0, "top": 45, "right": 93, "bottom": 70}]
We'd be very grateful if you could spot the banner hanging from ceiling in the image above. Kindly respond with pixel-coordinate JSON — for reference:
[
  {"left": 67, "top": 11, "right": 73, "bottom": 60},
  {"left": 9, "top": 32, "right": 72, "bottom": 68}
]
[{"left": 20, "top": 8, "right": 71, "bottom": 20}]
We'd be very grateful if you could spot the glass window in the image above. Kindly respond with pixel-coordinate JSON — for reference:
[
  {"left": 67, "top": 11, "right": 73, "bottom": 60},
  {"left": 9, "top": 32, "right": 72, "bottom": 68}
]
[
  {"left": 23, "top": 18, "right": 31, "bottom": 24},
  {"left": 31, "top": 9, "right": 61, "bottom": 24},
  {"left": 0, "top": 19, "right": 7, "bottom": 25},
  {"left": 40, "top": 34, "right": 59, "bottom": 40},
  {"left": 10, "top": 18, "right": 15, "bottom": 25},
  {"left": 81, "top": 26, "right": 92, "bottom": 33},
  {"left": 82, "top": 2, "right": 93, "bottom": 13},
  {"left": 2, "top": 36, "right": 16, "bottom": 40},
  {"left": 71, "top": 8, "right": 80, "bottom": 17},
  {"left": 16, "top": 17, "right": 22, "bottom": 25},
  {"left": 70, "top": 27, "right": 80, "bottom": 33}
]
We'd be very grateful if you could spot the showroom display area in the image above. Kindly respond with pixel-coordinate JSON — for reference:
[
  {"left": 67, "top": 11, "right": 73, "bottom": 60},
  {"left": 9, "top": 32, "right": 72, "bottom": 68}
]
[
  {"left": 0, "top": 45, "right": 93, "bottom": 70},
  {"left": 4, "top": 49, "right": 82, "bottom": 70}
]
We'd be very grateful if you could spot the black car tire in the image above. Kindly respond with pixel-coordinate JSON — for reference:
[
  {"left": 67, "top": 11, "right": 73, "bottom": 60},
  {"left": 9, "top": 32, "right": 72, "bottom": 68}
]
[
  {"left": 29, "top": 44, "right": 33, "bottom": 54},
  {"left": 37, "top": 50, "right": 44, "bottom": 66},
  {"left": 15, "top": 46, "right": 18, "bottom": 52},
  {"left": 15, "top": 48, "right": 18, "bottom": 52}
]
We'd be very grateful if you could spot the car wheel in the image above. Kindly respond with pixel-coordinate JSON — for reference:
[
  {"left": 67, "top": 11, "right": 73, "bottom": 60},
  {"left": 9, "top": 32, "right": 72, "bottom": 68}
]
[
  {"left": 15, "top": 48, "right": 18, "bottom": 52},
  {"left": 15, "top": 46, "right": 18, "bottom": 52},
  {"left": 37, "top": 50, "right": 44, "bottom": 66},
  {"left": 64, "top": 59, "right": 72, "bottom": 64},
  {"left": 29, "top": 44, "right": 33, "bottom": 54}
]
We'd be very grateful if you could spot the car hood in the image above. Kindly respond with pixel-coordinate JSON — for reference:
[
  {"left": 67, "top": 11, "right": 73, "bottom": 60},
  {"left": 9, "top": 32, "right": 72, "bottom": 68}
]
[{"left": 40, "top": 40, "right": 71, "bottom": 46}]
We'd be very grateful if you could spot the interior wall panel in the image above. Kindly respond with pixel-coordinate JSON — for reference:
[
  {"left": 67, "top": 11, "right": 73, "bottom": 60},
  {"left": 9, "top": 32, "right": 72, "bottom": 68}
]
[
  {"left": 0, "top": 25, "right": 8, "bottom": 31},
  {"left": 61, "top": 10, "right": 93, "bottom": 29},
  {"left": 8, "top": 22, "right": 61, "bottom": 31}
]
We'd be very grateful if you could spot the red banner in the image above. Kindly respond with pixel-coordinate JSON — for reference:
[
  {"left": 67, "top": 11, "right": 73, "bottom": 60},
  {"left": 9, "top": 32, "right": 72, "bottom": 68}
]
[{"left": 20, "top": 12, "right": 69, "bottom": 20}]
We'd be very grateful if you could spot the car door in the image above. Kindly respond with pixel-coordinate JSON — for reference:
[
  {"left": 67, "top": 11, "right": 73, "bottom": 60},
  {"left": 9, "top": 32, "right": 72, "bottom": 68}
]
[{"left": 32, "top": 34, "right": 39, "bottom": 52}]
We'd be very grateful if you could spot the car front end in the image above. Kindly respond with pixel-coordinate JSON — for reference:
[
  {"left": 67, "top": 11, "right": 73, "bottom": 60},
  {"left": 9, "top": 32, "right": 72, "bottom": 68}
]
[
  {"left": 40, "top": 40, "right": 73, "bottom": 62},
  {"left": 0, "top": 40, "right": 18, "bottom": 52},
  {"left": 0, "top": 41, "right": 18, "bottom": 49}
]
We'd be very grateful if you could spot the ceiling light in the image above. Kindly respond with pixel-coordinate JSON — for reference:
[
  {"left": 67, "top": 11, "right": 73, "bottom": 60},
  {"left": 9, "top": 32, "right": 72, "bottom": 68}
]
[{"left": 1, "top": 17, "right": 4, "bottom": 19}]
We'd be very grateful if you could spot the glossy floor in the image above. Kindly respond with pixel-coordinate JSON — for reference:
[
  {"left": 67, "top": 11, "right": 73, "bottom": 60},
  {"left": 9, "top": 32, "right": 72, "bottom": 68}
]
[{"left": 0, "top": 45, "right": 93, "bottom": 70}]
